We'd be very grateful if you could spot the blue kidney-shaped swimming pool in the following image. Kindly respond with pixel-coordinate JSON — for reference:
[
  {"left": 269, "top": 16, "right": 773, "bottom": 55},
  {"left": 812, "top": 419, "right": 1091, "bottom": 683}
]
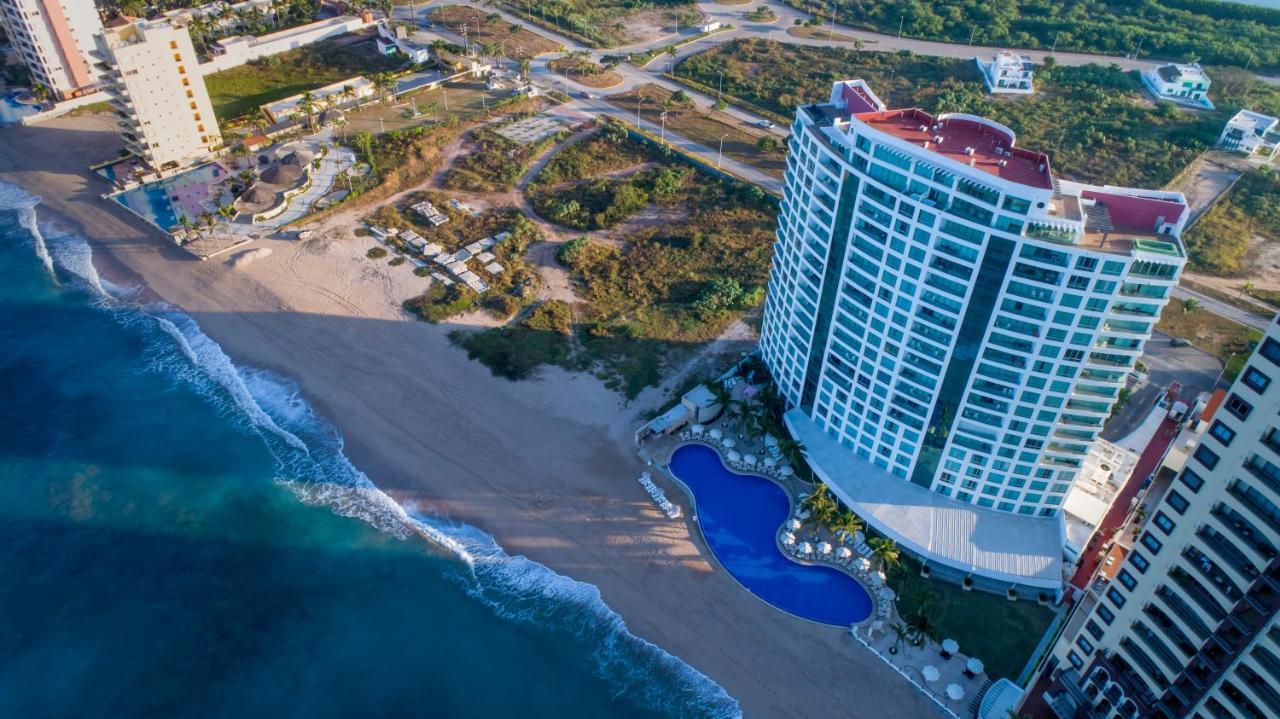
[{"left": 668, "top": 443, "right": 873, "bottom": 625}]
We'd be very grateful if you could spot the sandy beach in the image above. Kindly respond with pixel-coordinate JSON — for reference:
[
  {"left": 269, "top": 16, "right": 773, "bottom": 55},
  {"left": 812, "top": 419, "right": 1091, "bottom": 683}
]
[{"left": 0, "top": 115, "right": 938, "bottom": 718}]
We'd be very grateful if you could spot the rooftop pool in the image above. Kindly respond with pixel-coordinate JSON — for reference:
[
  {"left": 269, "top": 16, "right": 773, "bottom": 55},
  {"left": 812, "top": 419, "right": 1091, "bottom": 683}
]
[{"left": 668, "top": 443, "right": 873, "bottom": 625}]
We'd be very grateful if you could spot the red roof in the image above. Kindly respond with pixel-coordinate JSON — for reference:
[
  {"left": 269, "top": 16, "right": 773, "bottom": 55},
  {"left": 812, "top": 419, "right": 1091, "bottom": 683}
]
[
  {"left": 1201, "top": 389, "right": 1227, "bottom": 423},
  {"left": 855, "top": 108, "right": 1054, "bottom": 190}
]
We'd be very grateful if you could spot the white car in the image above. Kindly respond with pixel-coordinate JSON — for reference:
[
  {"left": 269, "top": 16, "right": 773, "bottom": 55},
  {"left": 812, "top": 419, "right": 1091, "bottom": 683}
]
[{"left": 756, "top": 119, "right": 775, "bottom": 129}]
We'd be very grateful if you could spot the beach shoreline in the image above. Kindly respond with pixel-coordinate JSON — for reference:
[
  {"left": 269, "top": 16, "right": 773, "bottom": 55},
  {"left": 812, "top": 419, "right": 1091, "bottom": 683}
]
[{"left": 0, "top": 115, "right": 939, "bottom": 718}]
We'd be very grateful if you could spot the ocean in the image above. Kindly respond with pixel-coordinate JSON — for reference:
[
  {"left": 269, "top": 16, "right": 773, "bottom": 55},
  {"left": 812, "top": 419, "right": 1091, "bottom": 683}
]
[{"left": 0, "top": 183, "right": 740, "bottom": 719}]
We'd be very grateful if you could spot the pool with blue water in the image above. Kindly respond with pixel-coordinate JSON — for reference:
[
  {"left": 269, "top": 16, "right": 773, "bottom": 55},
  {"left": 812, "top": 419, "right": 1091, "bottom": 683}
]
[
  {"left": 0, "top": 92, "right": 40, "bottom": 124},
  {"left": 668, "top": 443, "right": 873, "bottom": 626}
]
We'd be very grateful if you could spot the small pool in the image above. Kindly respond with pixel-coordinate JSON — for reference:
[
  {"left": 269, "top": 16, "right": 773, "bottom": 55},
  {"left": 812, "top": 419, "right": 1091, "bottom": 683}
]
[
  {"left": 0, "top": 92, "right": 40, "bottom": 124},
  {"left": 668, "top": 443, "right": 873, "bottom": 625},
  {"left": 113, "top": 163, "right": 229, "bottom": 232}
]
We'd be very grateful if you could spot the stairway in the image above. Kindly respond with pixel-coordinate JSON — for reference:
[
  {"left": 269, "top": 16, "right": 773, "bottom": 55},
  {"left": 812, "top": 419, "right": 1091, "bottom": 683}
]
[{"left": 965, "top": 678, "right": 995, "bottom": 717}]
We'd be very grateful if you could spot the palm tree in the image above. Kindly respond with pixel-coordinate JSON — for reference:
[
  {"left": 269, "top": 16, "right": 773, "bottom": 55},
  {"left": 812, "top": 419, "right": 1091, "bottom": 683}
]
[
  {"left": 519, "top": 58, "right": 532, "bottom": 81},
  {"left": 216, "top": 203, "right": 236, "bottom": 224},
  {"left": 870, "top": 537, "right": 902, "bottom": 573},
  {"left": 902, "top": 599, "right": 938, "bottom": 647},
  {"left": 831, "top": 509, "right": 863, "bottom": 543},
  {"left": 776, "top": 437, "right": 805, "bottom": 471},
  {"left": 1242, "top": 282, "right": 1256, "bottom": 298},
  {"left": 1182, "top": 297, "right": 1201, "bottom": 314},
  {"left": 31, "top": 82, "right": 50, "bottom": 105}
]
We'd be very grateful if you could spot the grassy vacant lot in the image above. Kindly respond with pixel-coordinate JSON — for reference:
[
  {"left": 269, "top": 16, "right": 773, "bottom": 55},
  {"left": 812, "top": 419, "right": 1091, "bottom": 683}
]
[
  {"left": 203, "top": 35, "right": 403, "bottom": 123},
  {"left": 343, "top": 80, "right": 511, "bottom": 136},
  {"left": 607, "top": 83, "right": 786, "bottom": 179},
  {"left": 1183, "top": 168, "right": 1280, "bottom": 275},
  {"left": 429, "top": 5, "right": 560, "bottom": 59},
  {"left": 676, "top": 39, "right": 1240, "bottom": 188},
  {"left": 1157, "top": 298, "right": 1262, "bottom": 379},
  {"left": 547, "top": 54, "right": 623, "bottom": 88},
  {"left": 784, "top": 0, "right": 1280, "bottom": 73},
  {"left": 495, "top": 0, "right": 700, "bottom": 48},
  {"left": 888, "top": 556, "right": 1058, "bottom": 682},
  {"left": 442, "top": 121, "right": 568, "bottom": 192},
  {"left": 453, "top": 123, "right": 776, "bottom": 397}
]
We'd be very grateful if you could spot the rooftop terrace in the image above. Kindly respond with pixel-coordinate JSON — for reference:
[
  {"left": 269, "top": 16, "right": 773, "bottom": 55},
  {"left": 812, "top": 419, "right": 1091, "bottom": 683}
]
[{"left": 855, "top": 108, "right": 1054, "bottom": 190}]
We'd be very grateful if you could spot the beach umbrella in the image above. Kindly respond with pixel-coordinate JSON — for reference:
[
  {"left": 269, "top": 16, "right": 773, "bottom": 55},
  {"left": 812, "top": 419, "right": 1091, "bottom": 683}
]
[
  {"left": 691, "top": 424, "right": 705, "bottom": 435},
  {"left": 726, "top": 450, "right": 741, "bottom": 463},
  {"left": 836, "top": 546, "right": 852, "bottom": 558},
  {"left": 876, "top": 570, "right": 887, "bottom": 582},
  {"left": 763, "top": 456, "right": 777, "bottom": 468},
  {"left": 722, "top": 438, "right": 736, "bottom": 449},
  {"left": 788, "top": 518, "right": 803, "bottom": 531},
  {"left": 966, "top": 658, "right": 984, "bottom": 676},
  {"left": 783, "top": 532, "right": 796, "bottom": 545},
  {"left": 799, "top": 542, "right": 813, "bottom": 555},
  {"left": 765, "top": 435, "right": 779, "bottom": 448},
  {"left": 946, "top": 684, "right": 964, "bottom": 701},
  {"left": 709, "top": 428, "right": 722, "bottom": 440},
  {"left": 858, "top": 557, "right": 872, "bottom": 572},
  {"left": 779, "top": 466, "right": 793, "bottom": 477},
  {"left": 942, "top": 639, "right": 959, "bottom": 655},
  {"left": 922, "top": 666, "right": 940, "bottom": 683},
  {"left": 743, "top": 454, "right": 757, "bottom": 466},
  {"left": 880, "top": 587, "right": 896, "bottom": 601},
  {"left": 818, "top": 541, "right": 833, "bottom": 554}
]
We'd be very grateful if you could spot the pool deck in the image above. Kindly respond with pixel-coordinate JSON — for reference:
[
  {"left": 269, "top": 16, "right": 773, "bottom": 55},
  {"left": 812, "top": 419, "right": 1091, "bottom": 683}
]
[{"left": 641, "top": 423, "right": 995, "bottom": 717}]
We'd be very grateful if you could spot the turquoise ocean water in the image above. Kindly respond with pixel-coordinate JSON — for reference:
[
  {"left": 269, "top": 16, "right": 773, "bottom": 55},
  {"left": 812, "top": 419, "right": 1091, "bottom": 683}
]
[{"left": 0, "top": 183, "right": 739, "bottom": 719}]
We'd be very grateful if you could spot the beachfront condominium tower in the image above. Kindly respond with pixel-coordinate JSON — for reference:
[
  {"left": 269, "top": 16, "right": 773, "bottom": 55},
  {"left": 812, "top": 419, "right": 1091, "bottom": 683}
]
[
  {"left": 0, "top": 0, "right": 103, "bottom": 99},
  {"left": 94, "top": 20, "right": 221, "bottom": 171},
  {"left": 1032, "top": 317, "right": 1280, "bottom": 718},
  {"left": 762, "top": 80, "right": 1189, "bottom": 519}
]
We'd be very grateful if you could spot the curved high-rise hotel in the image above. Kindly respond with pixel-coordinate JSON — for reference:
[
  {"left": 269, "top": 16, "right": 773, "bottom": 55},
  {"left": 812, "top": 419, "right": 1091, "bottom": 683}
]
[{"left": 761, "top": 80, "right": 1189, "bottom": 594}]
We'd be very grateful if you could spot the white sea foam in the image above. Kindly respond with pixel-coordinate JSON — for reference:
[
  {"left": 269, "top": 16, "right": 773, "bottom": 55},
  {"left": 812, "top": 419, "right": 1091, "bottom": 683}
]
[
  {"left": 0, "top": 182, "right": 53, "bottom": 276},
  {"left": 10, "top": 181, "right": 742, "bottom": 719}
]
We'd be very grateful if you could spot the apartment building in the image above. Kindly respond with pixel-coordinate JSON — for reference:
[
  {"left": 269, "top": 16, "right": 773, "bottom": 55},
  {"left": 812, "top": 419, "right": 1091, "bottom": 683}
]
[
  {"left": 1033, "top": 318, "right": 1280, "bottom": 718},
  {"left": 94, "top": 20, "right": 221, "bottom": 171},
  {"left": 1218, "top": 110, "right": 1280, "bottom": 161},
  {"left": 1142, "top": 63, "right": 1214, "bottom": 110},
  {"left": 760, "top": 80, "right": 1188, "bottom": 593},
  {"left": 0, "top": 0, "right": 102, "bottom": 99}
]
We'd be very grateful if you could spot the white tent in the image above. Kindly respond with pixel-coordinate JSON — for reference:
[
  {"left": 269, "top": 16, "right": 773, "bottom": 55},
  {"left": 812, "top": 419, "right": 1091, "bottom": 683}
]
[
  {"left": 799, "top": 542, "right": 813, "bottom": 555},
  {"left": 836, "top": 546, "right": 852, "bottom": 558},
  {"left": 726, "top": 450, "right": 742, "bottom": 463},
  {"left": 782, "top": 532, "right": 796, "bottom": 545},
  {"left": 709, "top": 427, "right": 723, "bottom": 440},
  {"left": 691, "top": 423, "right": 705, "bottom": 436},
  {"left": 778, "top": 466, "right": 793, "bottom": 477},
  {"left": 818, "top": 541, "right": 833, "bottom": 554},
  {"left": 722, "top": 438, "right": 736, "bottom": 449},
  {"left": 788, "top": 518, "right": 803, "bottom": 531},
  {"left": 743, "top": 454, "right": 758, "bottom": 467},
  {"left": 763, "top": 456, "right": 777, "bottom": 468}
]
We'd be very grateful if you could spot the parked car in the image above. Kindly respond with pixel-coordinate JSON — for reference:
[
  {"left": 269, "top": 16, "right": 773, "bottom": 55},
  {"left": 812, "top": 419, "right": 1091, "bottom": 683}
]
[
  {"left": 755, "top": 119, "right": 775, "bottom": 129},
  {"left": 1170, "top": 337, "right": 1189, "bottom": 347}
]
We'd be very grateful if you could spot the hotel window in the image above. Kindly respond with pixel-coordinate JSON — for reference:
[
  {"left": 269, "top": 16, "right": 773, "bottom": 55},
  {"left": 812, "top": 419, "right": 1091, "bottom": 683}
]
[
  {"left": 1260, "top": 338, "right": 1280, "bottom": 367},
  {"left": 1153, "top": 512, "right": 1176, "bottom": 534},
  {"left": 1076, "top": 636, "right": 1094, "bottom": 654},
  {"left": 1085, "top": 620, "right": 1105, "bottom": 640},
  {"left": 1209, "top": 421, "right": 1236, "bottom": 446},
  {"left": 1165, "top": 491, "right": 1190, "bottom": 515},
  {"left": 1129, "top": 551, "right": 1150, "bottom": 573},
  {"left": 1193, "top": 445, "right": 1220, "bottom": 470},
  {"left": 1180, "top": 468, "right": 1205, "bottom": 493},
  {"left": 1140, "top": 532, "right": 1163, "bottom": 555},
  {"left": 1117, "top": 570, "right": 1137, "bottom": 591},
  {"left": 1105, "top": 587, "right": 1126, "bottom": 609},
  {"left": 1226, "top": 393, "right": 1253, "bottom": 420},
  {"left": 1067, "top": 651, "right": 1084, "bottom": 669},
  {"left": 1242, "top": 367, "right": 1271, "bottom": 393},
  {"left": 1096, "top": 603, "right": 1115, "bottom": 625}
]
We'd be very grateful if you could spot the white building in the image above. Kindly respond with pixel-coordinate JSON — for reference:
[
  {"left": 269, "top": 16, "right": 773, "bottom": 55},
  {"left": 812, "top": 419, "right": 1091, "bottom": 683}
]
[
  {"left": 761, "top": 79, "right": 1189, "bottom": 594},
  {"left": 1141, "top": 63, "right": 1213, "bottom": 110},
  {"left": 1219, "top": 109, "right": 1280, "bottom": 160},
  {"left": 200, "top": 14, "right": 371, "bottom": 72},
  {"left": 1032, "top": 316, "right": 1280, "bottom": 719},
  {"left": 976, "top": 51, "right": 1034, "bottom": 95},
  {"left": 376, "top": 20, "right": 429, "bottom": 64},
  {"left": 95, "top": 20, "right": 222, "bottom": 170},
  {"left": 0, "top": 0, "right": 103, "bottom": 99}
]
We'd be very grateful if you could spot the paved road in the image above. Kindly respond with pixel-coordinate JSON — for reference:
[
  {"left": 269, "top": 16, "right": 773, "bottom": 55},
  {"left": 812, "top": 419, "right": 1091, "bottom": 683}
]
[{"left": 1171, "top": 285, "right": 1272, "bottom": 331}]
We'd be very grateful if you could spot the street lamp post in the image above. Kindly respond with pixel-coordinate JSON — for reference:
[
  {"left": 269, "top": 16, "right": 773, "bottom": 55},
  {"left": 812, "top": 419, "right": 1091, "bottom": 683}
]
[
  {"left": 660, "top": 111, "right": 668, "bottom": 141},
  {"left": 717, "top": 133, "right": 728, "bottom": 168},
  {"left": 635, "top": 96, "right": 647, "bottom": 129},
  {"left": 717, "top": 70, "right": 723, "bottom": 102}
]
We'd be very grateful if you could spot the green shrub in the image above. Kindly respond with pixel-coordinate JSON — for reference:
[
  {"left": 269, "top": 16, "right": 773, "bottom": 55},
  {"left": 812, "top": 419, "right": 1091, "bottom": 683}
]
[
  {"left": 367, "top": 246, "right": 388, "bottom": 259},
  {"left": 557, "top": 237, "right": 592, "bottom": 266},
  {"left": 403, "top": 283, "right": 477, "bottom": 322},
  {"left": 388, "top": 255, "right": 406, "bottom": 266},
  {"left": 523, "top": 300, "right": 574, "bottom": 335}
]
